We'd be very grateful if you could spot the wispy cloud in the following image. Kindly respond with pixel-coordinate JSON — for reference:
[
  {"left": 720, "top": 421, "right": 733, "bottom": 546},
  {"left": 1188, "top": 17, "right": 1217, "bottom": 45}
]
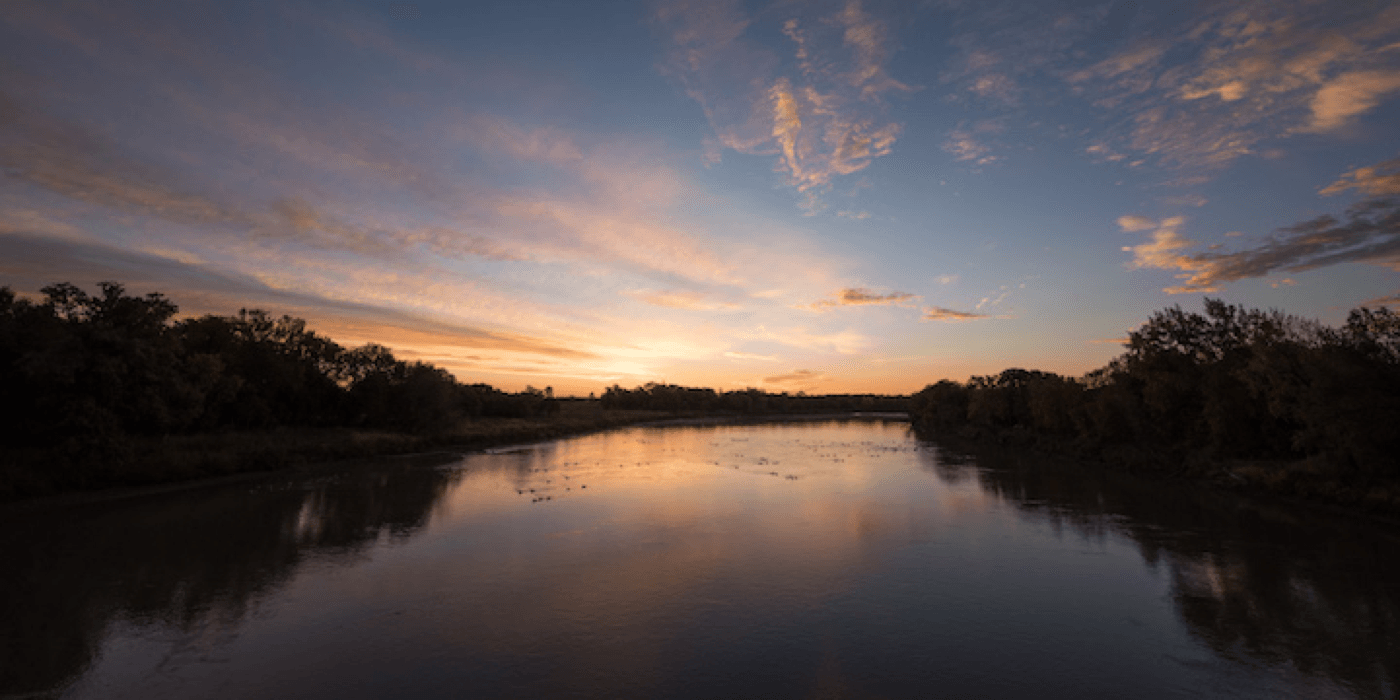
[
  {"left": 0, "top": 231, "right": 597, "bottom": 361},
  {"left": 623, "top": 288, "right": 739, "bottom": 310},
  {"left": 943, "top": 129, "right": 996, "bottom": 165},
  {"left": 1123, "top": 197, "right": 1400, "bottom": 293},
  {"left": 1321, "top": 157, "right": 1400, "bottom": 197},
  {"left": 1071, "top": 2, "right": 1400, "bottom": 171},
  {"left": 723, "top": 351, "right": 778, "bottom": 362},
  {"left": 461, "top": 115, "right": 585, "bottom": 165},
  {"left": 802, "top": 287, "right": 917, "bottom": 311},
  {"left": 0, "top": 90, "right": 249, "bottom": 227},
  {"left": 1116, "top": 215, "right": 1158, "bottom": 232},
  {"left": 745, "top": 326, "right": 872, "bottom": 355},
  {"left": 763, "top": 369, "right": 826, "bottom": 386},
  {"left": 922, "top": 306, "right": 989, "bottom": 322},
  {"left": 656, "top": 0, "right": 909, "bottom": 208},
  {"left": 1302, "top": 70, "right": 1400, "bottom": 133},
  {"left": 1363, "top": 291, "right": 1400, "bottom": 307}
]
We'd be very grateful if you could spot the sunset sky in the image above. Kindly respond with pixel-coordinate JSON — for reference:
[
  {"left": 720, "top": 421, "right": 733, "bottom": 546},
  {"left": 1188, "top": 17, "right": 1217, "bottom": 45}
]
[{"left": 3, "top": 0, "right": 1399, "bottom": 395}]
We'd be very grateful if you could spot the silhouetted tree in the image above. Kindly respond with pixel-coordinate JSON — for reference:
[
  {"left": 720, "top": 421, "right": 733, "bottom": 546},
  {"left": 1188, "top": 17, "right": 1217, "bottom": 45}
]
[{"left": 911, "top": 298, "right": 1400, "bottom": 502}]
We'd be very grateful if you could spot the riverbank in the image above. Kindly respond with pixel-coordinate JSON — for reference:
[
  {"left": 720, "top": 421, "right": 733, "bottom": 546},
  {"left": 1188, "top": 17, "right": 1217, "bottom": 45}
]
[
  {"left": 914, "top": 424, "right": 1400, "bottom": 518},
  {"left": 0, "top": 407, "right": 908, "bottom": 504}
]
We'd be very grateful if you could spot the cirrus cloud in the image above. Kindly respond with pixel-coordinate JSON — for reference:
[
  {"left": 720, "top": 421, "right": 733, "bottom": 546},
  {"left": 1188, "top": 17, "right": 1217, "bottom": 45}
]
[
  {"left": 1321, "top": 157, "right": 1400, "bottom": 197},
  {"left": 763, "top": 369, "right": 826, "bottom": 386},
  {"left": 1123, "top": 196, "right": 1400, "bottom": 293},
  {"left": 656, "top": 0, "right": 910, "bottom": 209},
  {"left": 801, "top": 286, "right": 918, "bottom": 311},
  {"left": 921, "top": 306, "right": 989, "bottom": 322}
]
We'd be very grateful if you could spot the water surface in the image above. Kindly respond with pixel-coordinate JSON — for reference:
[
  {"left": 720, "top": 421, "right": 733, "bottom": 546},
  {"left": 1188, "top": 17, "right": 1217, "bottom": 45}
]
[{"left": 2, "top": 419, "right": 1396, "bottom": 698}]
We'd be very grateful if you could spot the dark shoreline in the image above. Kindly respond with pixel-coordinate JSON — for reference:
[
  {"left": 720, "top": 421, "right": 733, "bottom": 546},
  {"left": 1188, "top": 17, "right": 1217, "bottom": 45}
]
[
  {"left": 0, "top": 411, "right": 910, "bottom": 509},
  {"left": 916, "top": 426, "right": 1400, "bottom": 523}
]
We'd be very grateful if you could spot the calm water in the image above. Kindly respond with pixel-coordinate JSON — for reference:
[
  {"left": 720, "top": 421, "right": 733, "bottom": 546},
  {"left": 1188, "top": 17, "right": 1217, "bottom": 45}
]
[{"left": 2, "top": 418, "right": 1397, "bottom": 699}]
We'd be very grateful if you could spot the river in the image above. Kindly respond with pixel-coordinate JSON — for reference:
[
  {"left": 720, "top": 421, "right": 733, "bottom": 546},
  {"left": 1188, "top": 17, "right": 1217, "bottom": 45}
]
[{"left": 2, "top": 418, "right": 1396, "bottom": 699}]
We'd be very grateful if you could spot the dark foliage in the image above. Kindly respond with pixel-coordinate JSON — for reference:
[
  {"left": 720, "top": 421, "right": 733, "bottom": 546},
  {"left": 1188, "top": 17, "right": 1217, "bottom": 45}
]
[
  {"left": 910, "top": 299, "right": 1400, "bottom": 505},
  {"left": 599, "top": 382, "right": 908, "bottom": 414},
  {"left": 0, "top": 282, "right": 559, "bottom": 494}
]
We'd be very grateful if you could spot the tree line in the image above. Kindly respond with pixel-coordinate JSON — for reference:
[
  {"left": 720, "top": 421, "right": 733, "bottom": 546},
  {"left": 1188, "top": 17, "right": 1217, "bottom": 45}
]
[
  {"left": 599, "top": 382, "right": 909, "bottom": 414},
  {"left": 0, "top": 282, "right": 558, "bottom": 454},
  {"left": 910, "top": 299, "right": 1400, "bottom": 503}
]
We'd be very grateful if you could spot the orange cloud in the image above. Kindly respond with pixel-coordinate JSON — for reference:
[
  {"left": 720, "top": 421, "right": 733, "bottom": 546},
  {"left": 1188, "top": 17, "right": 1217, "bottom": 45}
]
[
  {"left": 1363, "top": 292, "right": 1400, "bottom": 307},
  {"left": 723, "top": 351, "right": 778, "bottom": 362},
  {"left": 921, "top": 307, "right": 989, "bottom": 322},
  {"left": 1320, "top": 157, "right": 1400, "bottom": 196},
  {"left": 762, "top": 369, "right": 825, "bottom": 385},
  {"left": 623, "top": 289, "right": 739, "bottom": 310},
  {"left": 1116, "top": 215, "right": 1158, "bottom": 232},
  {"left": 657, "top": 0, "right": 907, "bottom": 208},
  {"left": 943, "top": 130, "right": 995, "bottom": 165},
  {"left": 1070, "top": 3, "right": 1400, "bottom": 171},
  {"left": 1123, "top": 197, "right": 1400, "bottom": 293},
  {"left": 1304, "top": 70, "right": 1400, "bottom": 132},
  {"left": 0, "top": 90, "right": 248, "bottom": 227},
  {"left": 802, "top": 287, "right": 917, "bottom": 311},
  {"left": 461, "top": 116, "right": 584, "bottom": 164}
]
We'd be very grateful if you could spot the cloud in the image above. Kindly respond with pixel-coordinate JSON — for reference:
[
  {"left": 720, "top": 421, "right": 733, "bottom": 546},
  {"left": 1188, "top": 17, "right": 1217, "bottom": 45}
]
[
  {"left": 921, "top": 306, "right": 989, "bottom": 322},
  {"left": 943, "top": 130, "right": 996, "bottom": 165},
  {"left": 1161, "top": 194, "right": 1210, "bottom": 208},
  {"left": 1303, "top": 70, "right": 1400, "bottom": 132},
  {"left": 1363, "top": 292, "right": 1400, "bottom": 307},
  {"left": 968, "top": 72, "right": 1019, "bottom": 103},
  {"left": 0, "top": 231, "right": 597, "bottom": 361},
  {"left": 1121, "top": 216, "right": 1193, "bottom": 268},
  {"left": 1068, "top": 2, "right": 1400, "bottom": 171},
  {"left": 462, "top": 116, "right": 584, "bottom": 164},
  {"left": 657, "top": 0, "right": 909, "bottom": 207},
  {"left": 1116, "top": 215, "right": 1158, "bottom": 232},
  {"left": 1321, "top": 157, "right": 1400, "bottom": 196},
  {"left": 762, "top": 369, "right": 825, "bottom": 385},
  {"left": 836, "top": 209, "right": 871, "bottom": 220},
  {"left": 1123, "top": 197, "right": 1400, "bottom": 293},
  {"left": 745, "top": 326, "right": 872, "bottom": 355},
  {"left": 623, "top": 289, "right": 738, "bottom": 310},
  {"left": 0, "top": 90, "right": 249, "bottom": 227},
  {"left": 803, "top": 287, "right": 917, "bottom": 310},
  {"left": 723, "top": 351, "right": 778, "bottom": 362}
]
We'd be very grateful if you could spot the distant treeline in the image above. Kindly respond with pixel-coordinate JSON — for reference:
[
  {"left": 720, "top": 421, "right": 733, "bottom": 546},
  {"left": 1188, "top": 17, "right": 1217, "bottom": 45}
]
[
  {"left": 0, "top": 282, "right": 558, "bottom": 450},
  {"left": 911, "top": 299, "right": 1400, "bottom": 505},
  {"left": 600, "top": 382, "right": 909, "bottom": 414},
  {"left": 0, "top": 281, "right": 915, "bottom": 498}
]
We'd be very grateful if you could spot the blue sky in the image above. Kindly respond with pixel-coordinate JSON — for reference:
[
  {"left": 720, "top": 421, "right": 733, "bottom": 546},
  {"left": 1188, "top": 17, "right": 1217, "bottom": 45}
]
[{"left": 3, "top": 0, "right": 1399, "bottom": 394}]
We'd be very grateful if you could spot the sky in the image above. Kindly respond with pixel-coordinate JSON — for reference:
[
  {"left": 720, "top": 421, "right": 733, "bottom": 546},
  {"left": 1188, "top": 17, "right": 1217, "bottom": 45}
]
[{"left": 2, "top": 0, "right": 1399, "bottom": 396}]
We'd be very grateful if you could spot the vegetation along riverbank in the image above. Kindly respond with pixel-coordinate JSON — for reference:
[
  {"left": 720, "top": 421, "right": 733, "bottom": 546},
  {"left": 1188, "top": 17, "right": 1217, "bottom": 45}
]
[
  {"left": 4, "top": 281, "right": 1396, "bottom": 512},
  {"left": 0, "top": 282, "right": 907, "bottom": 501},
  {"left": 910, "top": 298, "right": 1400, "bottom": 513}
]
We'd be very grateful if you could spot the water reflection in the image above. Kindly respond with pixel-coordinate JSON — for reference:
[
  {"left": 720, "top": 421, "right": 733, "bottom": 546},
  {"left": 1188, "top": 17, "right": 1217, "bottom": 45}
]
[
  {"left": 0, "top": 454, "right": 462, "bottom": 696},
  {"left": 1, "top": 421, "right": 1397, "bottom": 699},
  {"left": 919, "top": 437, "right": 1400, "bottom": 699}
]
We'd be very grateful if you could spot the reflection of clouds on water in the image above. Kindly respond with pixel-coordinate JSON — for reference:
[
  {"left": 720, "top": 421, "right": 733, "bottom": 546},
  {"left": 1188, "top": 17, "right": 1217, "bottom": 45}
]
[{"left": 7, "top": 421, "right": 1399, "bottom": 699}]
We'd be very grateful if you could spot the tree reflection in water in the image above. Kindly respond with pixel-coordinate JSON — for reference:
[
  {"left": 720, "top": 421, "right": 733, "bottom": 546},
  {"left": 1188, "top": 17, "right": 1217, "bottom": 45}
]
[
  {"left": 4, "top": 431, "right": 1399, "bottom": 699},
  {"left": 918, "top": 435, "right": 1400, "bottom": 699},
  {"left": 0, "top": 455, "right": 463, "bottom": 696}
]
